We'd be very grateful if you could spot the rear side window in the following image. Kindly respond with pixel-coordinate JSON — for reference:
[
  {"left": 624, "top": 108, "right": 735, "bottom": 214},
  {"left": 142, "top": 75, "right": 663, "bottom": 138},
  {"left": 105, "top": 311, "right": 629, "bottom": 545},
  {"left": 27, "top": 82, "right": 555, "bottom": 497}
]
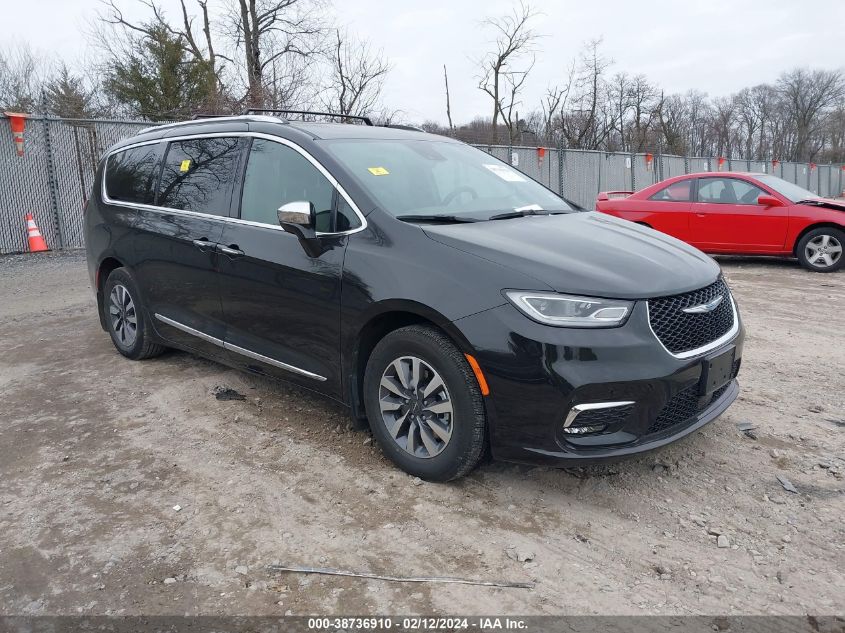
[
  {"left": 649, "top": 179, "right": 693, "bottom": 202},
  {"left": 104, "top": 144, "right": 160, "bottom": 205},
  {"left": 157, "top": 137, "right": 243, "bottom": 215}
]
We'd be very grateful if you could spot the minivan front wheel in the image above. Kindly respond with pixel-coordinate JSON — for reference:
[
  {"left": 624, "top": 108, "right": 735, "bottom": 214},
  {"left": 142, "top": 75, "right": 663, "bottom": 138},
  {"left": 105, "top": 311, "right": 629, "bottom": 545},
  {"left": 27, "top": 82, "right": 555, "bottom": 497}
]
[
  {"left": 102, "top": 268, "right": 166, "bottom": 360},
  {"left": 363, "top": 325, "right": 486, "bottom": 481}
]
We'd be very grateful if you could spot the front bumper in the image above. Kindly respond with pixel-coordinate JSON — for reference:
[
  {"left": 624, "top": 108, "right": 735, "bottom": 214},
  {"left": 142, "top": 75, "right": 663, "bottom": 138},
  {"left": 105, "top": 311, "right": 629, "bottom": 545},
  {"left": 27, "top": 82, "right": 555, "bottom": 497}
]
[{"left": 453, "top": 299, "right": 744, "bottom": 466}]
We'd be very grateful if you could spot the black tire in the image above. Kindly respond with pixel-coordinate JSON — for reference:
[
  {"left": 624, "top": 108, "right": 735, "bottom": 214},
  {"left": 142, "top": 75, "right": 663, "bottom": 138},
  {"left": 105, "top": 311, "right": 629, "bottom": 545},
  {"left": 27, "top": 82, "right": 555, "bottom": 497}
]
[
  {"left": 102, "top": 268, "right": 167, "bottom": 360},
  {"left": 363, "top": 325, "right": 486, "bottom": 482},
  {"left": 796, "top": 226, "right": 845, "bottom": 272}
]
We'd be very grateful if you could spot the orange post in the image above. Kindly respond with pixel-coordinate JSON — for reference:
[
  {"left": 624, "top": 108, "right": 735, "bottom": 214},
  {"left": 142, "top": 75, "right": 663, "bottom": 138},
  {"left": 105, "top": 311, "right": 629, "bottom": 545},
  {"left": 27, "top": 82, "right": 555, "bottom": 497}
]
[{"left": 25, "top": 213, "right": 48, "bottom": 252}]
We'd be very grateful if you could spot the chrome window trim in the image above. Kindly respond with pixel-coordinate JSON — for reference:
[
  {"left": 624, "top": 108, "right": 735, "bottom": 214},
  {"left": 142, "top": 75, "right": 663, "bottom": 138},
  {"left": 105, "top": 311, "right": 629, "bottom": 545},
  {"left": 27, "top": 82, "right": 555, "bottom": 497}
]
[
  {"left": 646, "top": 294, "right": 740, "bottom": 360},
  {"left": 102, "top": 132, "right": 367, "bottom": 236},
  {"left": 154, "top": 313, "right": 327, "bottom": 382},
  {"left": 564, "top": 401, "right": 636, "bottom": 428}
]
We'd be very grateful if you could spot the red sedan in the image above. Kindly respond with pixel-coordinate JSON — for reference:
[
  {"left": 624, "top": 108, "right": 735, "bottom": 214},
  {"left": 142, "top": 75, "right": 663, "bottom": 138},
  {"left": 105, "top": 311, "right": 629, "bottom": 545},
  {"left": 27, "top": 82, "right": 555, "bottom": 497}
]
[{"left": 596, "top": 172, "right": 845, "bottom": 272}]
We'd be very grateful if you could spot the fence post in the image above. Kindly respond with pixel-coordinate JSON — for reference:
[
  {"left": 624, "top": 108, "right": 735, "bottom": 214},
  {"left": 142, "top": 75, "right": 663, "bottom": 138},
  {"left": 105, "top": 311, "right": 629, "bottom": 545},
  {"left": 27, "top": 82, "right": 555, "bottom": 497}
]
[
  {"left": 40, "top": 115, "right": 64, "bottom": 250},
  {"left": 630, "top": 153, "right": 636, "bottom": 191},
  {"left": 558, "top": 143, "right": 565, "bottom": 196}
]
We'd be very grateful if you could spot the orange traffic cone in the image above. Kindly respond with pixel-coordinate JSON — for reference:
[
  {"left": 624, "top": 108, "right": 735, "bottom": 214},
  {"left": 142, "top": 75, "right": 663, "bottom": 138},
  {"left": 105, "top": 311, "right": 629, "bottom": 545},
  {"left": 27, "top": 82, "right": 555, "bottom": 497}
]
[
  {"left": 25, "top": 213, "right": 48, "bottom": 252},
  {"left": 5, "top": 112, "right": 27, "bottom": 157}
]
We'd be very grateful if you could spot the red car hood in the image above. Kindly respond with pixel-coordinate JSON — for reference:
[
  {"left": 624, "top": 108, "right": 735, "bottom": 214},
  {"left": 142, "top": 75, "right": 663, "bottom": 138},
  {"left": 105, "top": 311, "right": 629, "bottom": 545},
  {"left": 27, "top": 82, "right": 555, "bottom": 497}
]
[{"left": 803, "top": 198, "right": 845, "bottom": 211}]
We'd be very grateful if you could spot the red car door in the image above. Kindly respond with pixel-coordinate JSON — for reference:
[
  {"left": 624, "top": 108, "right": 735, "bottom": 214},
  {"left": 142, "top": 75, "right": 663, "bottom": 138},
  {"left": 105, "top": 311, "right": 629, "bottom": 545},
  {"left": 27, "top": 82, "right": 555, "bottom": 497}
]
[{"left": 689, "top": 176, "right": 790, "bottom": 252}]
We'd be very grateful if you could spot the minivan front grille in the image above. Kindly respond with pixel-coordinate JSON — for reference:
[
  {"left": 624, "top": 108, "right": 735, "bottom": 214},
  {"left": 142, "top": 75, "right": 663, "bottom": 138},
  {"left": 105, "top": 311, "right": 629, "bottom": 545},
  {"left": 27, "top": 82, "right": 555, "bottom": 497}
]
[
  {"left": 647, "top": 359, "right": 740, "bottom": 436},
  {"left": 647, "top": 278, "right": 735, "bottom": 355}
]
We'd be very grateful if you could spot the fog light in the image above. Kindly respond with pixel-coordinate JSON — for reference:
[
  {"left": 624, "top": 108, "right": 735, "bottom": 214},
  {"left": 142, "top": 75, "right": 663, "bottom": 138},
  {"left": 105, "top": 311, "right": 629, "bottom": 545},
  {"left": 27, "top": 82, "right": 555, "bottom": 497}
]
[{"left": 562, "top": 424, "right": 607, "bottom": 435}]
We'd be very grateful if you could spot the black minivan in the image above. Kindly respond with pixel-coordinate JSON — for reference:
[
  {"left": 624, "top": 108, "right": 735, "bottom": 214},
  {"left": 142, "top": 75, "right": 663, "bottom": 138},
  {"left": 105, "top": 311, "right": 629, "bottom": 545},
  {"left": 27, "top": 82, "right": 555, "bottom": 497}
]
[{"left": 85, "top": 113, "right": 744, "bottom": 481}]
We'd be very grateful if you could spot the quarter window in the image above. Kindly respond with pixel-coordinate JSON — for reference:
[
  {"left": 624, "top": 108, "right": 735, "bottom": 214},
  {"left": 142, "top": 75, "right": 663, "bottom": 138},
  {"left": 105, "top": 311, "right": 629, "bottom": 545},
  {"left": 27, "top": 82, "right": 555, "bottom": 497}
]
[
  {"left": 240, "top": 139, "right": 358, "bottom": 232},
  {"left": 649, "top": 179, "right": 693, "bottom": 202},
  {"left": 697, "top": 178, "right": 766, "bottom": 205},
  {"left": 104, "top": 144, "right": 160, "bottom": 205},
  {"left": 157, "top": 137, "right": 243, "bottom": 215}
]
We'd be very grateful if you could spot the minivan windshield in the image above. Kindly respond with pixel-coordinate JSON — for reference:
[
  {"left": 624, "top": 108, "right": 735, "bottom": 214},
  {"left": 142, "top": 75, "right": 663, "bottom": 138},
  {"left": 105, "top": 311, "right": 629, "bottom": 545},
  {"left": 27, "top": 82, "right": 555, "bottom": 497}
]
[
  {"left": 755, "top": 174, "right": 820, "bottom": 203},
  {"left": 323, "top": 139, "right": 576, "bottom": 219}
]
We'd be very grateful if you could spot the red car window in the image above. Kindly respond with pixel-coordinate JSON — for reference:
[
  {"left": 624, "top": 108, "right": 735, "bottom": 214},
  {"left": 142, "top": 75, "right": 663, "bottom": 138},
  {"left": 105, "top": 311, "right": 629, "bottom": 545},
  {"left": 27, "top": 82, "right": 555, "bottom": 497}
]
[
  {"left": 698, "top": 178, "right": 766, "bottom": 205},
  {"left": 649, "top": 180, "right": 693, "bottom": 202}
]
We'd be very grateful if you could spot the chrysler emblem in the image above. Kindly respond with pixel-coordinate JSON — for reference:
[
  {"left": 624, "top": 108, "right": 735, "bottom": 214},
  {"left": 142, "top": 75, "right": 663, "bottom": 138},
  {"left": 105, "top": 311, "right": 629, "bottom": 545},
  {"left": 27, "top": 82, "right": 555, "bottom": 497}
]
[{"left": 682, "top": 295, "right": 724, "bottom": 314}]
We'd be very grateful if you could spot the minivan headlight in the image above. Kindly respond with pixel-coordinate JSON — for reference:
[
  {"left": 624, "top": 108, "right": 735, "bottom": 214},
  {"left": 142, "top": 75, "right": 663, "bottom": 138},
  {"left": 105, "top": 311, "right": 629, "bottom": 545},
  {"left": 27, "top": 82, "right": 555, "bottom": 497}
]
[{"left": 504, "top": 291, "right": 633, "bottom": 328}]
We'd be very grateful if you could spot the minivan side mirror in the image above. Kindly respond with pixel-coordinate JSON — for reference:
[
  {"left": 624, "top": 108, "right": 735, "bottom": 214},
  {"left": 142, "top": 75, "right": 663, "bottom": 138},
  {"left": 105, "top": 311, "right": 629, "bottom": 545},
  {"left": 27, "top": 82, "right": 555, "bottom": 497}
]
[
  {"left": 277, "top": 201, "right": 324, "bottom": 257},
  {"left": 757, "top": 194, "right": 785, "bottom": 208}
]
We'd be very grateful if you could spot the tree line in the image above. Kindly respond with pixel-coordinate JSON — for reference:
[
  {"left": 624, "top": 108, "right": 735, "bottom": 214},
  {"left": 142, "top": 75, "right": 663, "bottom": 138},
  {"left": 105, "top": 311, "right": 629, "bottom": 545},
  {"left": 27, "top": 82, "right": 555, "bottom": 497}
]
[
  {"left": 1, "top": 0, "right": 843, "bottom": 163},
  {"left": 0, "top": 0, "right": 392, "bottom": 123},
  {"left": 434, "top": 3, "right": 845, "bottom": 163}
]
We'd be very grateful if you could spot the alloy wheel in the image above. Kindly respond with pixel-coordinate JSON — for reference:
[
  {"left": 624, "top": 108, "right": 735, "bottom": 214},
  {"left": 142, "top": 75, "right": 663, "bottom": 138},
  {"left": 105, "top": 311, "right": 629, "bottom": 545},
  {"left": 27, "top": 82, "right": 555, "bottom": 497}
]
[
  {"left": 805, "top": 234, "right": 842, "bottom": 269},
  {"left": 109, "top": 284, "right": 138, "bottom": 347},
  {"left": 378, "top": 356, "right": 453, "bottom": 459}
]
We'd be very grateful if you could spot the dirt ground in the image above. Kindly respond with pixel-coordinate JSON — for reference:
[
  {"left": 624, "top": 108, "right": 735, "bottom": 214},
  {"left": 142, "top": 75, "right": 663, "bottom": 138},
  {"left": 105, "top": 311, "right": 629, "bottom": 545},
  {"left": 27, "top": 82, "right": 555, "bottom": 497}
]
[{"left": 0, "top": 250, "right": 842, "bottom": 617}]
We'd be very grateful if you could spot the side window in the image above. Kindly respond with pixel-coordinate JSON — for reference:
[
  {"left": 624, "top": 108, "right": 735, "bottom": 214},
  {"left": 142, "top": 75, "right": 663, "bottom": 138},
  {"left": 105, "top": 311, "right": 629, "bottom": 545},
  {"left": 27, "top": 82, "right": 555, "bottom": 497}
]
[
  {"left": 731, "top": 179, "right": 768, "bottom": 204},
  {"left": 649, "top": 179, "right": 693, "bottom": 202},
  {"left": 157, "top": 137, "right": 242, "bottom": 215},
  {"left": 240, "top": 139, "right": 357, "bottom": 232},
  {"left": 104, "top": 144, "right": 160, "bottom": 204},
  {"left": 336, "top": 196, "right": 362, "bottom": 232},
  {"left": 697, "top": 178, "right": 766, "bottom": 204}
]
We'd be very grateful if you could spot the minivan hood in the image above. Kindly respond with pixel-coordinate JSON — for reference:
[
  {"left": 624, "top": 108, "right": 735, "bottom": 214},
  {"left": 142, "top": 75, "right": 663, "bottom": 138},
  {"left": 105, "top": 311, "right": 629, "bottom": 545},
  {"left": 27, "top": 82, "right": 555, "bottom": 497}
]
[{"left": 421, "top": 212, "right": 720, "bottom": 299}]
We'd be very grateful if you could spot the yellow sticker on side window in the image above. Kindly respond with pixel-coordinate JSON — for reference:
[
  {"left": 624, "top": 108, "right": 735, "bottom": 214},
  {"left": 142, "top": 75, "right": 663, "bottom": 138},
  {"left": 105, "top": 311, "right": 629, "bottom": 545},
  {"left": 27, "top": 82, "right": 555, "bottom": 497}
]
[
  {"left": 367, "top": 167, "right": 389, "bottom": 176},
  {"left": 179, "top": 159, "right": 191, "bottom": 172}
]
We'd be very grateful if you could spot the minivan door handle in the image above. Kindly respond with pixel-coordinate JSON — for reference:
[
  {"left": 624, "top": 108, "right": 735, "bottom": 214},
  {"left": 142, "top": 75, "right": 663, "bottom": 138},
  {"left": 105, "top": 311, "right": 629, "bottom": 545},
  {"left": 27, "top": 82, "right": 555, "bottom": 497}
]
[
  {"left": 218, "top": 244, "right": 245, "bottom": 258},
  {"left": 192, "top": 238, "right": 217, "bottom": 252}
]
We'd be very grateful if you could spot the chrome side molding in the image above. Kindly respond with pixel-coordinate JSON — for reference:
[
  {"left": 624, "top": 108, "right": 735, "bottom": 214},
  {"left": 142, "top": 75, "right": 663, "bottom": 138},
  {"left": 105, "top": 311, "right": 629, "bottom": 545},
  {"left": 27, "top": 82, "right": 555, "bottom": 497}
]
[{"left": 154, "top": 313, "right": 326, "bottom": 382}]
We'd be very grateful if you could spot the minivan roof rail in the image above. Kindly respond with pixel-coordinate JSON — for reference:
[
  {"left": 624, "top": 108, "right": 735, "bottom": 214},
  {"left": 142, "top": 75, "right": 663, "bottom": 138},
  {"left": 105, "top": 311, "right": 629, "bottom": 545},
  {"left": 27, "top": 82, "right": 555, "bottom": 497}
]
[
  {"left": 246, "top": 108, "right": 374, "bottom": 126},
  {"left": 384, "top": 124, "right": 425, "bottom": 132},
  {"left": 138, "top": 114, "right": 285, "bottom": 134}
]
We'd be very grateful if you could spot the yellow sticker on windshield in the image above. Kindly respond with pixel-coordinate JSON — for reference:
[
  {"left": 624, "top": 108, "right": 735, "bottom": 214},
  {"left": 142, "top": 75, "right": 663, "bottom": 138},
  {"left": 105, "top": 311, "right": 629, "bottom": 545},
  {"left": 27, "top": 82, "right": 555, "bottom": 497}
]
[
  {"left": 180, "top": 159, "right": 191, "bottom": 172},
  {"left": 367, "top": 167, "right": 389, "bottom": 176}
]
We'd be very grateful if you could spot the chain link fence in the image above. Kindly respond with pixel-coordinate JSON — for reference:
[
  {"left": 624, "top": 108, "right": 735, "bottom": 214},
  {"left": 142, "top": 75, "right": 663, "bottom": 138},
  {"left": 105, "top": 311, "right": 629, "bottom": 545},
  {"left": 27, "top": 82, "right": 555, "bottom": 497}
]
[
  {"left": 472, "top": 144, "right": 845, "bottom": 211},
  {"left": 0, "top": 115, "right": 154, "bottom": 254},
  {"left": 2, "top": 114, "right": 844, "bottom": 254}
]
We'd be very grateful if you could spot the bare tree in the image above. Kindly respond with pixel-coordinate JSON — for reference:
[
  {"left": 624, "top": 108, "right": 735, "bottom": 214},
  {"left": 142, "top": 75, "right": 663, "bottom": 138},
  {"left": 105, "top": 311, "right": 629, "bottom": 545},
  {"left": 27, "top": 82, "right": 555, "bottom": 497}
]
[
  {"left": 559, "top": 39, "right": 613, "bottom": 149},
  {"left": 477, "top": 1, "right": 540, "bottom": 144},
  {"left": 0, "top": 44, "right": 46, "bottom": 112},
  {"left": 227, "top": 0, "right": 327, "bottom": 108},
  {"left": 777, "top": 68, "right": 845, "bottom": 161},
  {"left": 443, "top": 65, "right": 454, "bottom": 133},
  {"left": 540, "top": 79, "right": 570, "bottom": 144},
  {"left": 320, "top": 28, "right": 389, "bottom": 117}
]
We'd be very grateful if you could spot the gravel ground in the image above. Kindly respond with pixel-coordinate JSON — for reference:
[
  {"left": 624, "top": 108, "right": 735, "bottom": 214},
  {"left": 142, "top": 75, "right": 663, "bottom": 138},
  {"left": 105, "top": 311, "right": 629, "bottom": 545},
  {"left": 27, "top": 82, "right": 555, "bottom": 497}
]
[{"left": 0, "top": 249, "right": 842, "bottom": 616}]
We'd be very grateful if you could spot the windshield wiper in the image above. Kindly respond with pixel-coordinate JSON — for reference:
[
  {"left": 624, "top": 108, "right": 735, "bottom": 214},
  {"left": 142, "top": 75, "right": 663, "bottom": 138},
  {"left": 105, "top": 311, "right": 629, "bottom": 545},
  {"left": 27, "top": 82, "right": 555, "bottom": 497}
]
[
  {"left": 488, "top": 209, "right": 566, "bottom": 221},
  {"left": 396, "top": 214, "right": 479, "bottom": 223},
  {"left": 796, "top": 198, "right": 824, "bottom": 205}
]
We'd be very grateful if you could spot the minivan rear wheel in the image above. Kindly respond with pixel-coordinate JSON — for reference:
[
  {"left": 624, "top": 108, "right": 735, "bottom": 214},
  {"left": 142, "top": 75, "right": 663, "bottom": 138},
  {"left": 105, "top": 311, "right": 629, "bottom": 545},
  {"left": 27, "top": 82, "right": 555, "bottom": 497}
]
[
  {"left": 363, "top": 325, "right": 486, "bottom": 481},
  {"left": 103, "top": 268, "right": 167, "bottom": 360}
]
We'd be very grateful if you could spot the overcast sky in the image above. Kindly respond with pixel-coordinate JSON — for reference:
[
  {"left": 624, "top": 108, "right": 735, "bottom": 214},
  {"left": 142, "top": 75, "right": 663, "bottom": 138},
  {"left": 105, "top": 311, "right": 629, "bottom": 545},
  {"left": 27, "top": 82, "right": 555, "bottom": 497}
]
[{"left": 10, "top": 0, "right": 845, "bottom": 123}]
